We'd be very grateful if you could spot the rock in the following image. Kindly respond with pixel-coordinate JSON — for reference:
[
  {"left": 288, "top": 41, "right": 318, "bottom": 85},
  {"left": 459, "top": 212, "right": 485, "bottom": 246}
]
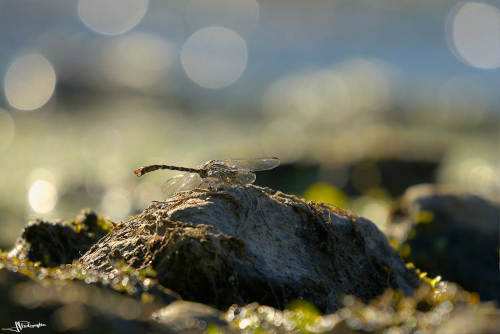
[
  {"left": 8, "top": 209, "right": 113, "bottom": 267},
  {"left": 152, "top": 301, "right": 227, "bottom": 332},
  {"left": 389, "top": 184, "right": 500, "bottom": 302},
  {"left": 1, "top": 249, "right": 180, "bottom": 308},
  {"left": 0, "top": 268, "right": 173, "bottom": 334},
  {"left": 79, "top": 184, "right": 418, "bottom": 312}
]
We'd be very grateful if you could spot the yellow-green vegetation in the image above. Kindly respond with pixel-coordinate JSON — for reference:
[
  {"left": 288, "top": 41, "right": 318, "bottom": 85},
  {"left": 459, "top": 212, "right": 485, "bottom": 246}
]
[
  {"left": 405, "top": 263, "right": 442, "bottom": 290},
  {"left": 286, "top": 299, "right": 322, "bottom": 333},
  {"left": 225, "top": 282, "right": 490, "bottom": 333},
  {"left": 10, "top": 209, "right": 115, "bottom": 267},
  {"left": 389, "top": 236, "right": 411, "bottom": 258},
  {"left": 304, "top": 183, "right": 348, "bottom": 208},
  {"left": 387, "top": 209, "right": 435, "bottom": 259},
  {"left": 0, "top": 252, "right": 159, "bottom": 298},
  {"left": 304, "top": 182, "right": 394, "bottom": 234},
  {"left": 206, "top": 323, "right": 224, "bottom": 334},
  {"left": 387, "top": 243, "right": 442, "bottom": 291},
  {"left": 413, "top": 210, "right": 434, "bottom": 224},
  {"left": 66, "top": 209, "right": 114, "bottom": 234}
]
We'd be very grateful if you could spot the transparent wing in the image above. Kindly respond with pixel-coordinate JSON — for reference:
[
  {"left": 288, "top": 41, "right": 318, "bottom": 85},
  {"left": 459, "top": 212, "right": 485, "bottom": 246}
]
[
  {"left": 161, "top": 173, "right": 202, "bottom": 196},
  {"left": 234, "top": 171, "right": 257, "bottom": 185},
  {"left": 224, "top": 157, "right": 280, "bottom": 172}
]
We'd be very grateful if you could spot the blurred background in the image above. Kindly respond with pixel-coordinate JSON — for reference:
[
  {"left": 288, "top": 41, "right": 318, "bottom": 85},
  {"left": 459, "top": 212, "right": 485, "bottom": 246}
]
[{"left": 0, "top": 0, "right": 498, "bottom": 248}]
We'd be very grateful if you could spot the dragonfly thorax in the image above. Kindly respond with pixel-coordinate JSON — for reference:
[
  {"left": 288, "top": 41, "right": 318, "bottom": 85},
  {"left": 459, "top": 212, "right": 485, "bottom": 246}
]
[{"left": 201, "top": 160, "right": 239, "bottom": 183}]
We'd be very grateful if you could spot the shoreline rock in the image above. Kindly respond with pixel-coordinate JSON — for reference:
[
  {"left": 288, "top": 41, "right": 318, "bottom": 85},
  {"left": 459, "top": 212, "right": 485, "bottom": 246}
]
[
  {"left": 78, "top": 184, "right": 418, "bottom": 312},
  {"left": 8, "top": 210, "right": 113, "bottom": 267},
  {"left": 389, "top": 184, "right": 500, "bottom": 303}
]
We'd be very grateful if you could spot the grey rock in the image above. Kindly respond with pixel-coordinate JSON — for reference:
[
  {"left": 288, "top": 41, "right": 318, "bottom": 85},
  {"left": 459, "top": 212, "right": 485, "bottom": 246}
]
[
  {"left": 389, "top": 184, "right": 500, "bottom": 302},
  {"left": 79, "top": 185, "right": 418, "bottom": 312}
]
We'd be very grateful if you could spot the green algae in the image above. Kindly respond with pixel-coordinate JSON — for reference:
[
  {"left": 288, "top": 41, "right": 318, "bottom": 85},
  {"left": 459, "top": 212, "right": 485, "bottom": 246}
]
[
  {"left": 224, "top": 282, "right": 496, "bottom": 333},
  {"left": 10, "top": 209, "right": 114, "bottom": 267}
]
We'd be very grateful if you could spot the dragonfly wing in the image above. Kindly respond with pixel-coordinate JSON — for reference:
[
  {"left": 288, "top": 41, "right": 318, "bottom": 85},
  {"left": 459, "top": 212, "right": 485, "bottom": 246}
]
[
  {"left": 161, "top": 173, "right": 202, "bottom": 196},
  {"left": 234, "top": 171, "right": 257, "bottom": 185},
  {"left": 225, "top": 157, "right": 280, "bottom": 172}
]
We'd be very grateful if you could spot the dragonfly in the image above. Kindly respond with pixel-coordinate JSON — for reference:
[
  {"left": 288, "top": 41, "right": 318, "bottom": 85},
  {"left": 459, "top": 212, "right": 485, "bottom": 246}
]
[{"left": 134, "top": 157, "right": 280, "bottom": 196}]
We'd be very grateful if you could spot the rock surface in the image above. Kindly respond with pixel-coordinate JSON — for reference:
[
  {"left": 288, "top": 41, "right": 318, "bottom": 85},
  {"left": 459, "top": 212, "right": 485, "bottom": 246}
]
[
  {"left": 8, "top": 210, "right": 112, "bottom": 267},
  {"left": 79, "top": 184, "right": 418, "bottom": 312},
  {"left": 389, "top": 184, "right": 500, "bottom": 303}
]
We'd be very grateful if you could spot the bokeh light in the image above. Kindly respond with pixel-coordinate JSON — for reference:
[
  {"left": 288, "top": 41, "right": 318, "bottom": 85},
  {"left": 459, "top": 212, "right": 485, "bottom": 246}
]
[
  {"left": 81, "top": 126, "right": 123, "bottom": 168},
  {"left": 437, "top": 75, "right": 492, "bottom": 121},
  {"left": 101, "top": 187, "right": 132, "bottom": 219},
  {"left": 351, "top": 190, "right": 392, "bottom": 232},
  {"left": 181, "top": 27, "right": 248, "bottom": 89},
  {"left": 264, "top": 68, "right": 350, "bottom": 122},
  {"left": 263, "top": 58, "right": 395, "bottom": 123},
  {"left": 100, "top": 32, "right": 177, "bottom": 89},
  {"left": 359, "top": 199, "right": 390, "bottom": 226},
  {"left": 358, "top": 198, "right": 391, "bottom": 230},
  {"left": 438, "top": 145, "right": 499, "bottom": 197},
  {"left": 52, "top": 303, "right": 88, "bottom": 331},
  {"left": 339, "top": 59, "right": 394, "bottom": 113},
  {"left": 0, "top": 109, "right": 15, "bottom": 152},
  {"left": 28, "top": 180, "right": 58, "bottom": 214},
  {"left": 4, "top": 54, "right": 56, "bottom": 111},
  {"left": 78, "top": 0, "right": 148, "bottom": 36},
  {"left": 447, "top": 2, "right": 500, "bottom": 69},
  {"left": 134, "top": 181, "right": 164, "bottom": 208},
  {"left": 0, "top": 1, "right": 498, "bottom": 250},
  {"left": 185, "top": 0, "right": 260, "bottom": 33}
]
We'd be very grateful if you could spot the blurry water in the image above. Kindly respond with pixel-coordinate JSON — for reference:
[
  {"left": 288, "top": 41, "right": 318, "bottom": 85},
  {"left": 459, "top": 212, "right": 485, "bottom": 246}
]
[{"left": 0, "top": 0, "right": 498, "bottom": 246}]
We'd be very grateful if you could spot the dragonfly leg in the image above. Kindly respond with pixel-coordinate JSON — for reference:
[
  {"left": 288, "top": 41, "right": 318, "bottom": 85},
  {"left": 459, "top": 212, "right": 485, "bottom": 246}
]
[
  {"left": 152, "top": 200, "right": 170, "bottom": 204},
  {"left": 202, "top": 178, "right": 219, "bottom": 192}
]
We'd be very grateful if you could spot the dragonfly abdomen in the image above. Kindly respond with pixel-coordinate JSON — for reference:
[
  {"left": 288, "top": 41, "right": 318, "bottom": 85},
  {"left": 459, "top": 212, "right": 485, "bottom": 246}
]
[{"left": 134, "top": 165, "right": 202, "bottom": 177}]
